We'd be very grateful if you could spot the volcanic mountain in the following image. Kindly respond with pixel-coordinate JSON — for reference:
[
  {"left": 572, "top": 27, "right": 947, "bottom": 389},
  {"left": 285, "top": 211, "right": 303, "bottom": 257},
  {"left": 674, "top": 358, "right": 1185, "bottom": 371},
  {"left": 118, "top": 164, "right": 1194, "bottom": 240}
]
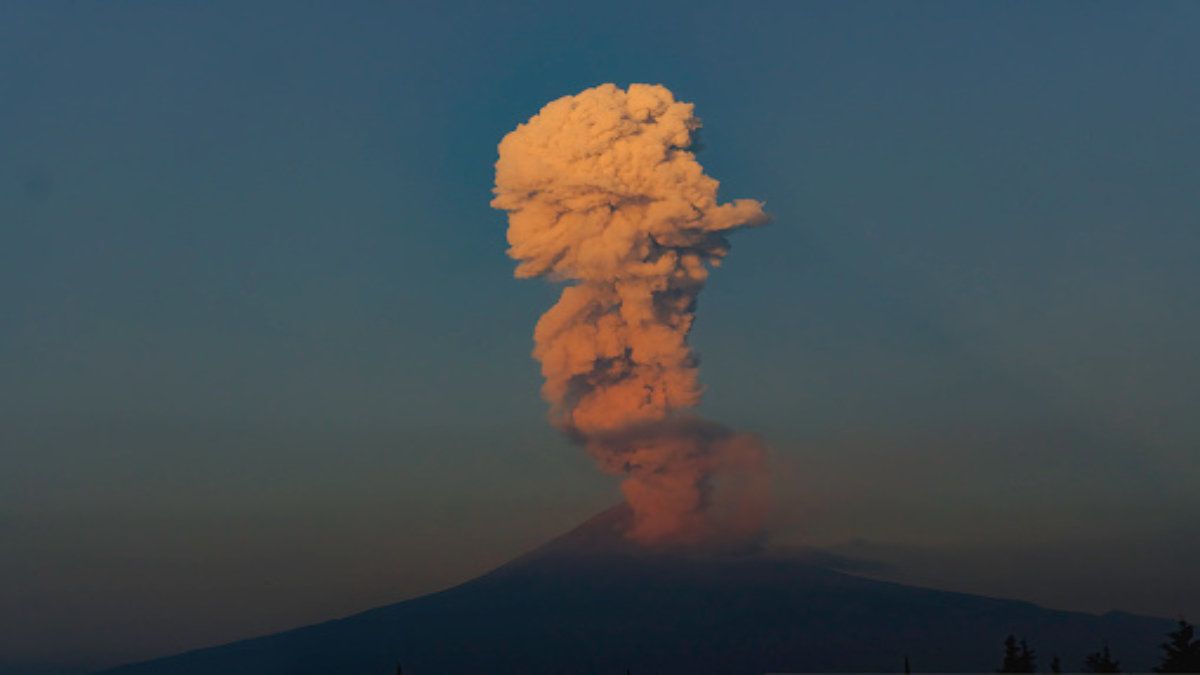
[{"left": 99, "top": 505, "right": 1174, "bottom": 674}]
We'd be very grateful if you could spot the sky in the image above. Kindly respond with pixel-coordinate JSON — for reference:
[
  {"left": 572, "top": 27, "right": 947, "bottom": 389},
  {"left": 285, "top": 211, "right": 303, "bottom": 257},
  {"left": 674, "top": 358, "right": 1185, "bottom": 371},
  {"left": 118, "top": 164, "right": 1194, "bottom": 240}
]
[{"left": 2, "top": 1, "right": 1198, "bottom": 671}]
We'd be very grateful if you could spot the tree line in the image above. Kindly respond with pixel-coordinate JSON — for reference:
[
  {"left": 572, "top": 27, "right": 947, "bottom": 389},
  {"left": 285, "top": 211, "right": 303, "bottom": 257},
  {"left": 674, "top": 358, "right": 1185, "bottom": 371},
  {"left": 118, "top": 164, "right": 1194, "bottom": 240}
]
[
  {"left": 395, "top": 619, "right": 1200, "bottom": 674},
  {"left": 995, "top": 619, "right": 1200, "bottom": 673}
]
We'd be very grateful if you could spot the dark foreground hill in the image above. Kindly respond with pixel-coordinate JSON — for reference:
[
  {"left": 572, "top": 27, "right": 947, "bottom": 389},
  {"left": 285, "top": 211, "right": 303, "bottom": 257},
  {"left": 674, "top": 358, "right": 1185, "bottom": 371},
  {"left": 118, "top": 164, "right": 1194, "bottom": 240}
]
[{"left": 99, "top": 505, "right": 1175, "bottom": 674}]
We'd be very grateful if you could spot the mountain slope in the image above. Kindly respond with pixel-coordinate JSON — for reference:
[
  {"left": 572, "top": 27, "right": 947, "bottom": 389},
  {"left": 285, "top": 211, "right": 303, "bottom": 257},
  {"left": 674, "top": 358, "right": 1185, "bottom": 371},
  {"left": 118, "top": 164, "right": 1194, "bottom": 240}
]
[{"left": 99, "top": 505, "right": 1175, "bottom": 674}]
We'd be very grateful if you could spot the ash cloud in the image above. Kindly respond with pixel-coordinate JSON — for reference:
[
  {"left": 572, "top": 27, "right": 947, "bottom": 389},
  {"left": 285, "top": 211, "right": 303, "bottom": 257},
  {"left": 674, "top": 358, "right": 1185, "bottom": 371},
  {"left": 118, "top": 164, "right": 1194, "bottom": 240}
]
[{"left": 493, "top": 83, "right": 770, "bottom": 545}]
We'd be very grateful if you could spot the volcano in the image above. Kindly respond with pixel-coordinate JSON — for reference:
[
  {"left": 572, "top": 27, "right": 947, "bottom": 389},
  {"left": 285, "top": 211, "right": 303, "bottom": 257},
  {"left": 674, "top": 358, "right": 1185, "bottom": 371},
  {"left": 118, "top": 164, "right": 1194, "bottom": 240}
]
[{"left": 99, "top": 505, "right": 1174, "bottom": 674}]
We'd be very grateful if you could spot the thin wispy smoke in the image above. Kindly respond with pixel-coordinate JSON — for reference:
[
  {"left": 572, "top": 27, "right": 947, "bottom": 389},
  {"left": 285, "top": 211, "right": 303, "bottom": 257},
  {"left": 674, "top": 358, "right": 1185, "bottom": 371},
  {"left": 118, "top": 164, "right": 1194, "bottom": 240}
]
[{"left": 493, "top": 83, "right": 770, "bottom": 545}]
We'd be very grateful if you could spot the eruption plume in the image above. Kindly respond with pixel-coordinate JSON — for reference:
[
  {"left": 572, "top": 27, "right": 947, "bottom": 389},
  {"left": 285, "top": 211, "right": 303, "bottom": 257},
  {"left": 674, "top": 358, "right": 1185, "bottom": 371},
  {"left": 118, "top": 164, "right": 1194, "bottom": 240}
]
[{"left": 492, "top": 84, "right": 770, "bottom": 545}]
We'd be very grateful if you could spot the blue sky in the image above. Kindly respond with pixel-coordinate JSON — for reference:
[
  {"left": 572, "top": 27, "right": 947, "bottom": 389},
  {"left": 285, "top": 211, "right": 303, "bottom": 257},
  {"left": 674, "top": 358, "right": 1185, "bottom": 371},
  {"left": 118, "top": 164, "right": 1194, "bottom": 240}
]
[{"left": 2, "top": 2, "right": 1198, "bottom": 669}]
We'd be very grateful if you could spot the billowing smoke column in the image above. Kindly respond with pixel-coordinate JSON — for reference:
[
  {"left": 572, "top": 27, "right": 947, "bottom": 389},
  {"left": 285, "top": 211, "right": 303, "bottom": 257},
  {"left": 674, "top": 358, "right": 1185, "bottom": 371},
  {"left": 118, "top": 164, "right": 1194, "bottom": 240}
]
[{"left": 492, "top": 83, "right": 770, "bottom": 546}]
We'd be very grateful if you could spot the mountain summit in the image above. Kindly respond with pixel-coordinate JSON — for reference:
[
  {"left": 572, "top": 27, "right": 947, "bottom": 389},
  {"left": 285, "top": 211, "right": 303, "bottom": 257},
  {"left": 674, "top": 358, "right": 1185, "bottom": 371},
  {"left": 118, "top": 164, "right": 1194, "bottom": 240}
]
[{"left": 100, "top": 505, "right": 1174, "bottom": 674}]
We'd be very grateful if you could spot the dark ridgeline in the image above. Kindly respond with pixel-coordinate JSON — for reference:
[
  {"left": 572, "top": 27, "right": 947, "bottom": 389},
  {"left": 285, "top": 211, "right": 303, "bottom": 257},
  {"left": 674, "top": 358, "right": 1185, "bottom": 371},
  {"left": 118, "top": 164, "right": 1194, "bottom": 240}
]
[{"left": 96, "top": 504, "right": 1176, "bottom": 674}]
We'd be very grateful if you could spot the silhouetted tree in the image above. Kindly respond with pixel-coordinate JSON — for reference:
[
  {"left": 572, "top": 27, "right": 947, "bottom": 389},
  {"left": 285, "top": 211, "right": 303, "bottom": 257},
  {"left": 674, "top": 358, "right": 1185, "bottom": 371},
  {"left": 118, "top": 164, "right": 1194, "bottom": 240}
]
[
  {"left": 1155, "top": 620, "right": 1200, "bottom": 673},
  {"left": 998, "top": 635, "right": 1037, "bottom": 673},
  {"left": 1083, "top": 643, "right": 1121, "bottom": 673},
  {"left": 1049, "top": 655, "right": 1063, "bottom": 673}
]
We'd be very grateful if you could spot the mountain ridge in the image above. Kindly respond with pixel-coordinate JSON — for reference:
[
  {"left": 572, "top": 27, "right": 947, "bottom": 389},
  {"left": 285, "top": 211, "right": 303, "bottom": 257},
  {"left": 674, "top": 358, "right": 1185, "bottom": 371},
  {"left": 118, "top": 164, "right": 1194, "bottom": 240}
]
[{"left": 97, "top": 504, "right": 1177, "bottom": 674}]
